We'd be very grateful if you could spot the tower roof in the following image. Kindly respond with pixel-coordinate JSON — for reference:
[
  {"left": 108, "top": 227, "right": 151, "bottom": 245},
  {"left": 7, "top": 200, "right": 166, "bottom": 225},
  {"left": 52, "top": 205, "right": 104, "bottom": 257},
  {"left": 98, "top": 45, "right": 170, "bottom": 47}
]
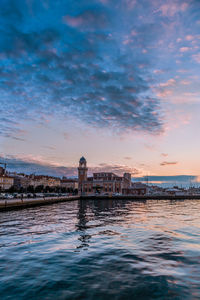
[{"left": 79, "top": 156, "right": 86, "bottom": 163}]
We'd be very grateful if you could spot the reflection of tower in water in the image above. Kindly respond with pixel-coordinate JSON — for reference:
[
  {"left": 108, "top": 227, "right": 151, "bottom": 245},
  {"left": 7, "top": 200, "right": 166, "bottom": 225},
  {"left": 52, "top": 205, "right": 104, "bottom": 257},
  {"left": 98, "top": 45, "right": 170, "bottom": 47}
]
[{"left": 76, "top": 199, "right": 91, "bottom": 250}]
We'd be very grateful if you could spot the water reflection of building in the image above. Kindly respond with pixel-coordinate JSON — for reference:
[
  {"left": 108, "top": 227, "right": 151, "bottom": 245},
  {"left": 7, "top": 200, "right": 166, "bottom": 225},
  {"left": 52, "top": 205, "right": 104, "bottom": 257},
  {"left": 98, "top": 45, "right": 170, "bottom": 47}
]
[{"left": 78, "top": 157, "right": 131, "bottom": 195}]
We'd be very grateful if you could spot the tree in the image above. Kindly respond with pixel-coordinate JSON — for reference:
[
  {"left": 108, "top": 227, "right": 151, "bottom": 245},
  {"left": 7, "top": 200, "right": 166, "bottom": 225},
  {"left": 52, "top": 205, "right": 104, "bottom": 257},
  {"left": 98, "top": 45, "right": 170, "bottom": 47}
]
[
  {"left": 61, "top": 187, "right": 67, "bottom": 193},
  {"left": 55, "top": 186, "right": 61, "bottom": 193},
  {"left": 35, "top": 185, "right": 44, "bottom": 193},
  {"left": 19, "top": 187, "right": 24, "bottom": 193},
  {"left": 27, "top": 185, "right": 35, "bottom": 193},
  {"left": 8, "top": 185, "right": 17, "bottom": 193},
  {"left": 44, "top": 185, "right": 50, "bottom": 193}
]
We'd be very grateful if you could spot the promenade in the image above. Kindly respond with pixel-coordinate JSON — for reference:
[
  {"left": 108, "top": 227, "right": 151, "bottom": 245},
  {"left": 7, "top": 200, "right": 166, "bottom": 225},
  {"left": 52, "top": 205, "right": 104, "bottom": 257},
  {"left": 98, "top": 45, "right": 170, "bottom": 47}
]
[{"left": 0, "top": 195, "right": 80, "bottom": 211}]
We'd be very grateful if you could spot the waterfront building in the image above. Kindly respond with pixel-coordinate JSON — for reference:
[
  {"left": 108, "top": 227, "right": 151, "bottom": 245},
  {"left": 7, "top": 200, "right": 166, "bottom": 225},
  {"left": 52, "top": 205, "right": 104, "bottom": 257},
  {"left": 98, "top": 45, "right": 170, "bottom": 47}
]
[
  {"left": 165, "top": 187, "right": 187, "bottom": 196},
  {"left": 0, "top": 165, "right": 14, "bottom": 191},
  {"left": 13, "top": 174, "right": 32, "bottom": 189},
  {"left": 29, "top": 175, "right": 61, "bottom": 188},
  {"left": 122, "top": 182, "right": 148, "bottom": 195},
  {"left": 0, "top": 175, "right": 14, "bottom": 191},
  {"left": 78, "top": 157, "right": 131, "bottom": 195}
]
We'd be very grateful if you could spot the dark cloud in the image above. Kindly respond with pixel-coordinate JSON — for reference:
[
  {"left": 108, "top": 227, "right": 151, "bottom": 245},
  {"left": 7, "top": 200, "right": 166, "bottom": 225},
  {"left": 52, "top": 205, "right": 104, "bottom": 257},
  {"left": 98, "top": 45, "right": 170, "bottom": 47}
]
[
  {"left": 0, "top": 117, "right": 25, "bottom": 139},
  {"left": 160, "top": 161, "right": 178, "bottom": 166},
  {"left": 94, "top": 163, "right": 140, "bottom": 176},
  {"left": 1, "top": 156, "right": 140, "bottom": 177},
  {"left": 0, "top": 155, "right": 77, "bottom": 177},
  {"left": 0, "top": 0, "right": 166, "bottom": 137}
]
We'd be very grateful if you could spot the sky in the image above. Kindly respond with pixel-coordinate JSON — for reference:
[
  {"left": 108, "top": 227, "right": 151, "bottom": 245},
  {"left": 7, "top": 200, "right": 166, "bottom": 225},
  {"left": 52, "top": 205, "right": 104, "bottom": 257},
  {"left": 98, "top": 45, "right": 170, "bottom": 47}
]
[{"left": 0, "top": 0, "right": 200, "bottom": 185}]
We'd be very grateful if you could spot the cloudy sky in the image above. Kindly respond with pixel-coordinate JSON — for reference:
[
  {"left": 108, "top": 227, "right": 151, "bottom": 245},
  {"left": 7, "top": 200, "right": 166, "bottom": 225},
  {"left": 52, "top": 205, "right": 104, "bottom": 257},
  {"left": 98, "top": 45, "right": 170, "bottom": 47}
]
[{"left": 0, "top": 0, "right": 200, "bottom": 184}]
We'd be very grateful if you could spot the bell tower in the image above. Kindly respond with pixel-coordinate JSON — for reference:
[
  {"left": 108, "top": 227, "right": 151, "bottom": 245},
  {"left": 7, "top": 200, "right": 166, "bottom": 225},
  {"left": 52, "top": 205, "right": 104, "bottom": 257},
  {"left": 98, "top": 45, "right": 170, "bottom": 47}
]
[{"left": 78, "top": 156, "right": 88, "bottom": 194}]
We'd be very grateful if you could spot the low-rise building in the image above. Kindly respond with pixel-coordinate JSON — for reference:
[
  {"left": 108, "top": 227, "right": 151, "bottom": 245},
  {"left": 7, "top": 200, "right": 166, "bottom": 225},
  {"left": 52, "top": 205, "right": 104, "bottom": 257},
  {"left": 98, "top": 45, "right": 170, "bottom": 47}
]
[
  {"left": 60, "top": 178, "right": 78, "bottom": 190},
  {"left": 0, "top": 175, "right": 14, "bottom": 191},
  {"left": 12, "top": 174, "right": 31, "bottom": 189},
  {"left": 122, "top": 182, "right": 148, "bottom": 195},
  {"left": 30, "top": 175, "right": 61, "bottom": 188}
]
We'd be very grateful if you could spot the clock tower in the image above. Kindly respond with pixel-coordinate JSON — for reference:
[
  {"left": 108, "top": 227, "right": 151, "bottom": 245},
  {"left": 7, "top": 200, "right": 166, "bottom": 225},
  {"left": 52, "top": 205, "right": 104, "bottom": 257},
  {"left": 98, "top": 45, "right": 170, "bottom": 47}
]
[{"left": 78, "top": 156, "right": 88, "bottom": 194}]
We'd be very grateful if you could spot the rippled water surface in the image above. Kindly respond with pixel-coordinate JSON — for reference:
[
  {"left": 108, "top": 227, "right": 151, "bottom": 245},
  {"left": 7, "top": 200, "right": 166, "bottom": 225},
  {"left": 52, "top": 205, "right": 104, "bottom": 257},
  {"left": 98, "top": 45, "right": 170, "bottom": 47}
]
[{"left": 1, "top": 199, "right": 200, "bottom": 299}]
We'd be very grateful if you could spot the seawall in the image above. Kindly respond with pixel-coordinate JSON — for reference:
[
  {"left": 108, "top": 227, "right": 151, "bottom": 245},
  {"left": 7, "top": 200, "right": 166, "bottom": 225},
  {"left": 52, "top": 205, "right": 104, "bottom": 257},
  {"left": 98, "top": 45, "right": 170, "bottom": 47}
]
[
  {"left": 0, "top": 196, "right": 80, "bottom": 211},
  {"left": 1, "top": 194, "right": 200, "bottom": 212}
]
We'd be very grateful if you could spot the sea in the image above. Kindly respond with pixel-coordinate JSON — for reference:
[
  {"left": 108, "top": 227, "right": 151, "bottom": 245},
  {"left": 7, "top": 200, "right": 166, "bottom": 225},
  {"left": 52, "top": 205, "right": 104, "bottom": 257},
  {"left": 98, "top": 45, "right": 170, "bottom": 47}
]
[{"left": 0, "top": 199, "right": 200, "bottom": 299}]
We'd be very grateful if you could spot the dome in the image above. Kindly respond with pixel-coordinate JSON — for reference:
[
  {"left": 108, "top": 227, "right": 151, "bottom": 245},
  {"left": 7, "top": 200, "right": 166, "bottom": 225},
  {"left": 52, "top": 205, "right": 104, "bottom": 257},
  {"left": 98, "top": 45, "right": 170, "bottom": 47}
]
[{"left": 79, "top": 156, "right": 86, "bottom": 163}]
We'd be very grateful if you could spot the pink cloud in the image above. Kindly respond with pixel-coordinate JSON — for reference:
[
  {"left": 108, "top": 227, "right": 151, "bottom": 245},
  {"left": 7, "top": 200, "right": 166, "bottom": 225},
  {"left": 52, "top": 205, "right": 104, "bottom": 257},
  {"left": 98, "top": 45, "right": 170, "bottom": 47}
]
[
  {"left": 153, "top": 69, "right": 164, "bottom": 74},
  {"left": 180, "top": 80, "right": 190, "bottom": 85},
  {"left": 180, "top": 47, "right": 190, "bottom": 52},
  {"left": 131, "top": 30, "right": 138, "bottom": 36},
  {"left": 177, "top": 69, "right": 188, "bottom": 73},
  {"left": 123, "top": 39, "right": 132, "bottom": 45},
  {"left": 124, "top": 0, "right": 137, "bottom": 10},
  {"left": 168, "top": 93, "right": 198, "bottom": 104},
  {"left": 185, "top": 35, "right": 194, "bottom": 41},
  {"left": 63, "top": 11, "right": 107, "bottom": 30},
  {"left": 158, "top": 2, "right": 188, "bottom": 17},
  {"left": 157, "top": 90, "right": 173, "bottom": 98},
  {"left": 161, "top": 153, "right": 168, "bottom": 157},
  {"left": 63, "top": 16, "right": 84, "bottom": 27},
  {"left": 160, "top": 161, "right": 178, "bottom": 166},
  {"left": 159, "top": 79, "right": 176, "bottom": 87},
  {"left": 165, "top": 109, "right": 192, "bottom": 132}
]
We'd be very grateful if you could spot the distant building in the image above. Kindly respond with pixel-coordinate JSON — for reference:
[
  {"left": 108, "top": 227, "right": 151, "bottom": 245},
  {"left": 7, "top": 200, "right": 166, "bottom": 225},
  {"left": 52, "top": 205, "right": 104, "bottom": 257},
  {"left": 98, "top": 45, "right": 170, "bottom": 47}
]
[
  {"left": 13, "top": 174, "right": 31, "bottom": 189},
  {"left": 0, "top": 176, "right": 14, "bottom": 191},
  {"left": 60, "top": 178, "right": 78, "bottom": 190},
  {"left": 29, "top": 175, "right": 60, "bottom": 188},
  {"left": 78, "top": 157, "right": 131, "bottom": 195},
  {"left": 165, "top": 187, "right": 187, "bottom": 196},
  {"left": 0, "top": 164, "right": 14, "bottom": 191}
]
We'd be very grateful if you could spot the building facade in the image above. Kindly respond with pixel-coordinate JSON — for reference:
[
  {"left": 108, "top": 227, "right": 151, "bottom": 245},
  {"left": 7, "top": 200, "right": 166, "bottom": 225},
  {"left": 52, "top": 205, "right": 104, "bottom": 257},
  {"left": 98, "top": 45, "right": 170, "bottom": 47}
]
[
  {"left": 60, "top": 178, "right": 78, "bottom": 190},
  {"left": 0, "top": 165, "right": 14, "bottom": 191},
  {"left": 122, "top": 182, "right": 147, "bottom": 195},
  {"left": 29, "top": 175, "right": 61, "bottom": 188},
  {"left": 78, "top": 157, "right": 131, "bottom": 195},
  {"left": 0, "top": 175, "right": 14, "bottom": 191},
  {"left": 13, "top": 174, "right": 31, "bottom": 189}
]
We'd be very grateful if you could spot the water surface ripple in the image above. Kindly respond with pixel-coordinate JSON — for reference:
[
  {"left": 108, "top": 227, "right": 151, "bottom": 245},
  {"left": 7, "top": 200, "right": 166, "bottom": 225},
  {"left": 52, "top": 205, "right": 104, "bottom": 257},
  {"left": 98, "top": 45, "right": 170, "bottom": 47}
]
[{"left": 1, "top": 199, "right": 200, "bottom": 299}]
